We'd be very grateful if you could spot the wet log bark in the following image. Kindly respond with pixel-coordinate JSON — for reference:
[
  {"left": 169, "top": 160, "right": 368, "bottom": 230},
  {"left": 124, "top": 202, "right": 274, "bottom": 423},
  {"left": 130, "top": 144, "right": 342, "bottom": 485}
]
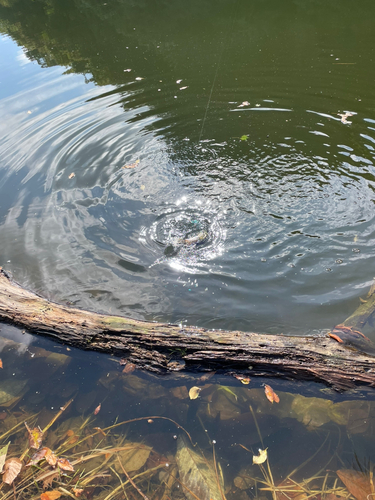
[{"left": 0, "top": 268, "right": 374, "bottom": 390}]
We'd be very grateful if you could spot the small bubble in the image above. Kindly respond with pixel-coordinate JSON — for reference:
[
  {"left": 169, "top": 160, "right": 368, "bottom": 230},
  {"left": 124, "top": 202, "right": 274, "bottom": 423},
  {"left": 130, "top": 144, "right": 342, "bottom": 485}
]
[{"left": 173, "top": 435, "right": 177, "bottom": 440}]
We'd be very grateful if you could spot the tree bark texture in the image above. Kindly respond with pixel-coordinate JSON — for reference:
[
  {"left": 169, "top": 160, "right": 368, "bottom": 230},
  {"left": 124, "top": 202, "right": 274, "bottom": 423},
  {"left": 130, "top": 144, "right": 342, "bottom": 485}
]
[{"left": 0, "top": 268, "right": 374, "bottom": 390}]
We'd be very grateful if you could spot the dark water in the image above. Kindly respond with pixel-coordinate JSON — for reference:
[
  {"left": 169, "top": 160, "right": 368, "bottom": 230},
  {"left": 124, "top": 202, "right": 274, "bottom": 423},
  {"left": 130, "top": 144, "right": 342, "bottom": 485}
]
[
  {"left": 1, "top": 325, "right": 375, "bottom": 500},
  {"left": 1, "top": 0, "right": 375, "bottom": 334}
]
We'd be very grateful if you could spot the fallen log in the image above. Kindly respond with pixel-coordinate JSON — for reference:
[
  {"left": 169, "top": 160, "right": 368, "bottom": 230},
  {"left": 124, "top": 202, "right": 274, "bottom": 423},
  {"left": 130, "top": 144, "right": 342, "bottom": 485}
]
[{"left": 0, "top": 268, "right": 374, "bottom": 390}]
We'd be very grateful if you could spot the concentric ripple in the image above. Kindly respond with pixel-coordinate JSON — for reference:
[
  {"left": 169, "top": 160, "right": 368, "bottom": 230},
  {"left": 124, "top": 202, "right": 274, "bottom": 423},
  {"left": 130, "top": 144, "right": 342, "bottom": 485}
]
[{"left": 140, "top": 198, "right": 226, "bottom": 272}]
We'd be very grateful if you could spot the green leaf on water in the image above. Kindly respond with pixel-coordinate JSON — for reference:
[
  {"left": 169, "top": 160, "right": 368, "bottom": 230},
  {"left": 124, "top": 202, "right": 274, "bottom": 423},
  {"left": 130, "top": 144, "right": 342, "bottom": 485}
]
[
  {"left": 0, "top": 442, "right": 10, "bottom": 473},
  {"left": 240, "top": 135, "right": 248, "bottom": 141}
]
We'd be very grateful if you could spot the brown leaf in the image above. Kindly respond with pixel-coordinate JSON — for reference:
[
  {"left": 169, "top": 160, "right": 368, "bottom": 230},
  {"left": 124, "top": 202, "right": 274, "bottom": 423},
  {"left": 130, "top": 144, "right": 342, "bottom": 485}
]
[
  {"left": 45, "top": 448, "right": 58, "bottom": 468},
  {"left": 25, "top": 422, "right": 44, "bottom": 449},
  {"left": 42, "top": 471, "right": 60, "bottom": 490},
  {"left": 27, "top": 447, "right": 48, "bottom": 466},
  {"left": 275, "top": 479, "right": 309, "bottom": 500},
  {"left": 56, "top": 458, "right": 74, "bottom": 472},
  {"left": 264, "top": 384, "right": 280, "bottom": 403},
  {"left": 73, "top": 488, "right": 84, "bottom": 497},
  {"left": 94, "top": 403, "right": 101, "bottom": 415},
  {"left": 2, "top": 457, "right": 22, "bottom": 485},
  {"left": 40, "top": 491, "right": 62, "bottom": 500},
  {"left": 337, "top": 469, "right": 372, "bottom": 500},
  {"left": 122, "top": 363, "right": 135, "bottom": 374}
]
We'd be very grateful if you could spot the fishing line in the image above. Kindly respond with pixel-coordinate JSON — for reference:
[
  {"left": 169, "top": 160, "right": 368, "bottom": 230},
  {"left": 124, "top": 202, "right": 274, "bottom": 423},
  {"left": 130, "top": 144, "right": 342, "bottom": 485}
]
[{"left": 198, "top": 0, "right": 241, "bottom": 143}]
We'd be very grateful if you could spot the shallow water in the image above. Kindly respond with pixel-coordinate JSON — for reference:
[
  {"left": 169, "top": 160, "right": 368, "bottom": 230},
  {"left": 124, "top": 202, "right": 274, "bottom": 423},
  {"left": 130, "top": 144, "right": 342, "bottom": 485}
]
[
  {"left": 0, "top": 326, "right": 375, "bottom": 500},
  {"left": 1, "top": 0, "right": 375, "bottom": 334}
]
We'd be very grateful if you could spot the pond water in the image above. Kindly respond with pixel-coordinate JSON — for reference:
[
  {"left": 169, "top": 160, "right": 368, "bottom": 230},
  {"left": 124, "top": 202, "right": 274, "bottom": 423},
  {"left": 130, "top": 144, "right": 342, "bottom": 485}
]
[
  {"left": 1, "top": 0, "right": 375, "bottom": 334},
  {"left": 1, "top": 1, "right": 375, "bottom": 498},
  {"left": 0, "top": 325, "right": 375, "bottom": 500}
]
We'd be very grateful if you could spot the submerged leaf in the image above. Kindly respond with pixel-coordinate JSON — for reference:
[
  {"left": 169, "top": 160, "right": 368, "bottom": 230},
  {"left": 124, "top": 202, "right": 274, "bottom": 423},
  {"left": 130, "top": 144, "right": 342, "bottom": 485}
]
[
  {"left": 45, "top": 448, "right": 58, "bottom": 468},
  {"left": 113, "top": 443, "right": 152, "bottom": 473},
  {"left": 176, "top": 436, "right": 226, "bottom": 500},
  {"left": 2, "top": 457, "right": 22, "bottom": 485},
  {"left": 253, "top": 448, "right": 268, "bottom": 465},
  {"left": 57, "top": 458, "right": 74, "bottom": 472},
  {"left": 337, "top": 469, "right": 372, "bottom": 500},
  {"left": 0, "top": 443, "right": 9, "bottom": 473},
  {"left": 25, "top": 422, "right": 44, "bottom": 449},
  {"left": 40, "top": 491, "right": 62, "bottom": 500},
  {"left": 94, "top": 403, "right": 101, "bottom": 415},
  {"left": 27, "top": 447, "right": 48, "bottom": 466},
  {"left": 264, "top": 384, "right": 279, "bottom": 403},
  {"left": 275, "top": 478, "right": 309, "bottom": 500},
  {"left": 189, "top": 386, "right": 201, "bottom": 400}
]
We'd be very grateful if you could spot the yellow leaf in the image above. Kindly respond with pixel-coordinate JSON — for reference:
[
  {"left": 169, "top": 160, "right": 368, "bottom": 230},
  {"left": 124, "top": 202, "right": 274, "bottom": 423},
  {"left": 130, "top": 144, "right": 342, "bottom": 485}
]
[
  {"left": 189, "top": 386, "right": 201, "bottom": 400},
  {"left": 253, "top": 448, "right": 268, "bottom": 465}
]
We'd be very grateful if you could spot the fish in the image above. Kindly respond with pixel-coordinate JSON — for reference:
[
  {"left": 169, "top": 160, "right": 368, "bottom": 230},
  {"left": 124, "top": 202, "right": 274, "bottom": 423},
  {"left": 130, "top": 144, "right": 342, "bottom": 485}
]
[{"left": 180, "top": 230, "right": 208, "bottom": 246}]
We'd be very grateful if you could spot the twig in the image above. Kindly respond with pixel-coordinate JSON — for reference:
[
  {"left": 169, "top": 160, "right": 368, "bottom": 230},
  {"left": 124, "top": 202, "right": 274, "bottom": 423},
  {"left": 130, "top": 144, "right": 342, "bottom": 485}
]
[{"left": 117, "top": 456, "right": 150, "bottom": 500}]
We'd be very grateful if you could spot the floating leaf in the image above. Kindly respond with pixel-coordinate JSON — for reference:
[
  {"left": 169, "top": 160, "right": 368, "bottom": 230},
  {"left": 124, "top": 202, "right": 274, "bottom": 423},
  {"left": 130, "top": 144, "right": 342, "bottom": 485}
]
[
  {"left": 68, "top": 173, "right": 75, "bottom": 179},
  {"left": 40, "top": 491, "right": 62, "bottom": 500},
  {"left": 238, "top": 101, "right": 250, "bottom": 108},
  {"left": 94, "top": 403, "right": 101, "bottom": 415},
  {"left": 189, "top": 386, "right": 201, "bottom": 400},
  {"left": 0, "top": 359, "right": 3, "bottom": 369},
  {"left": 264, "top": 384, "right": 279, "bottom": 403},
  {"left": 2, "top": 457, "right": 22, "bottom": 485},
  {"left": 57, "top": 458, "right": 74, "bottom": 472},
  {"left": 337, "top": 469, "right": 372, "bottom": 500},
  {"left": 234, "top": 375, "right": 251, "bottom": 384},
  {"left": 253, "top": 448, "right": 268, "bottom": 465},
  {"left": 338, "top": 111, "right": 355, "bottom": 124},
  {"left": 25, "top": 423, "right": 44, "bottom": 449},
  {"left": 0, "top": 443, "right": 9, "bottom": 473},
  {"left": 176, "top": 436, "right": 225, "bottom": 500},
  {"left": 240, "top": 135, "right": 248, "bottom": 141}
]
